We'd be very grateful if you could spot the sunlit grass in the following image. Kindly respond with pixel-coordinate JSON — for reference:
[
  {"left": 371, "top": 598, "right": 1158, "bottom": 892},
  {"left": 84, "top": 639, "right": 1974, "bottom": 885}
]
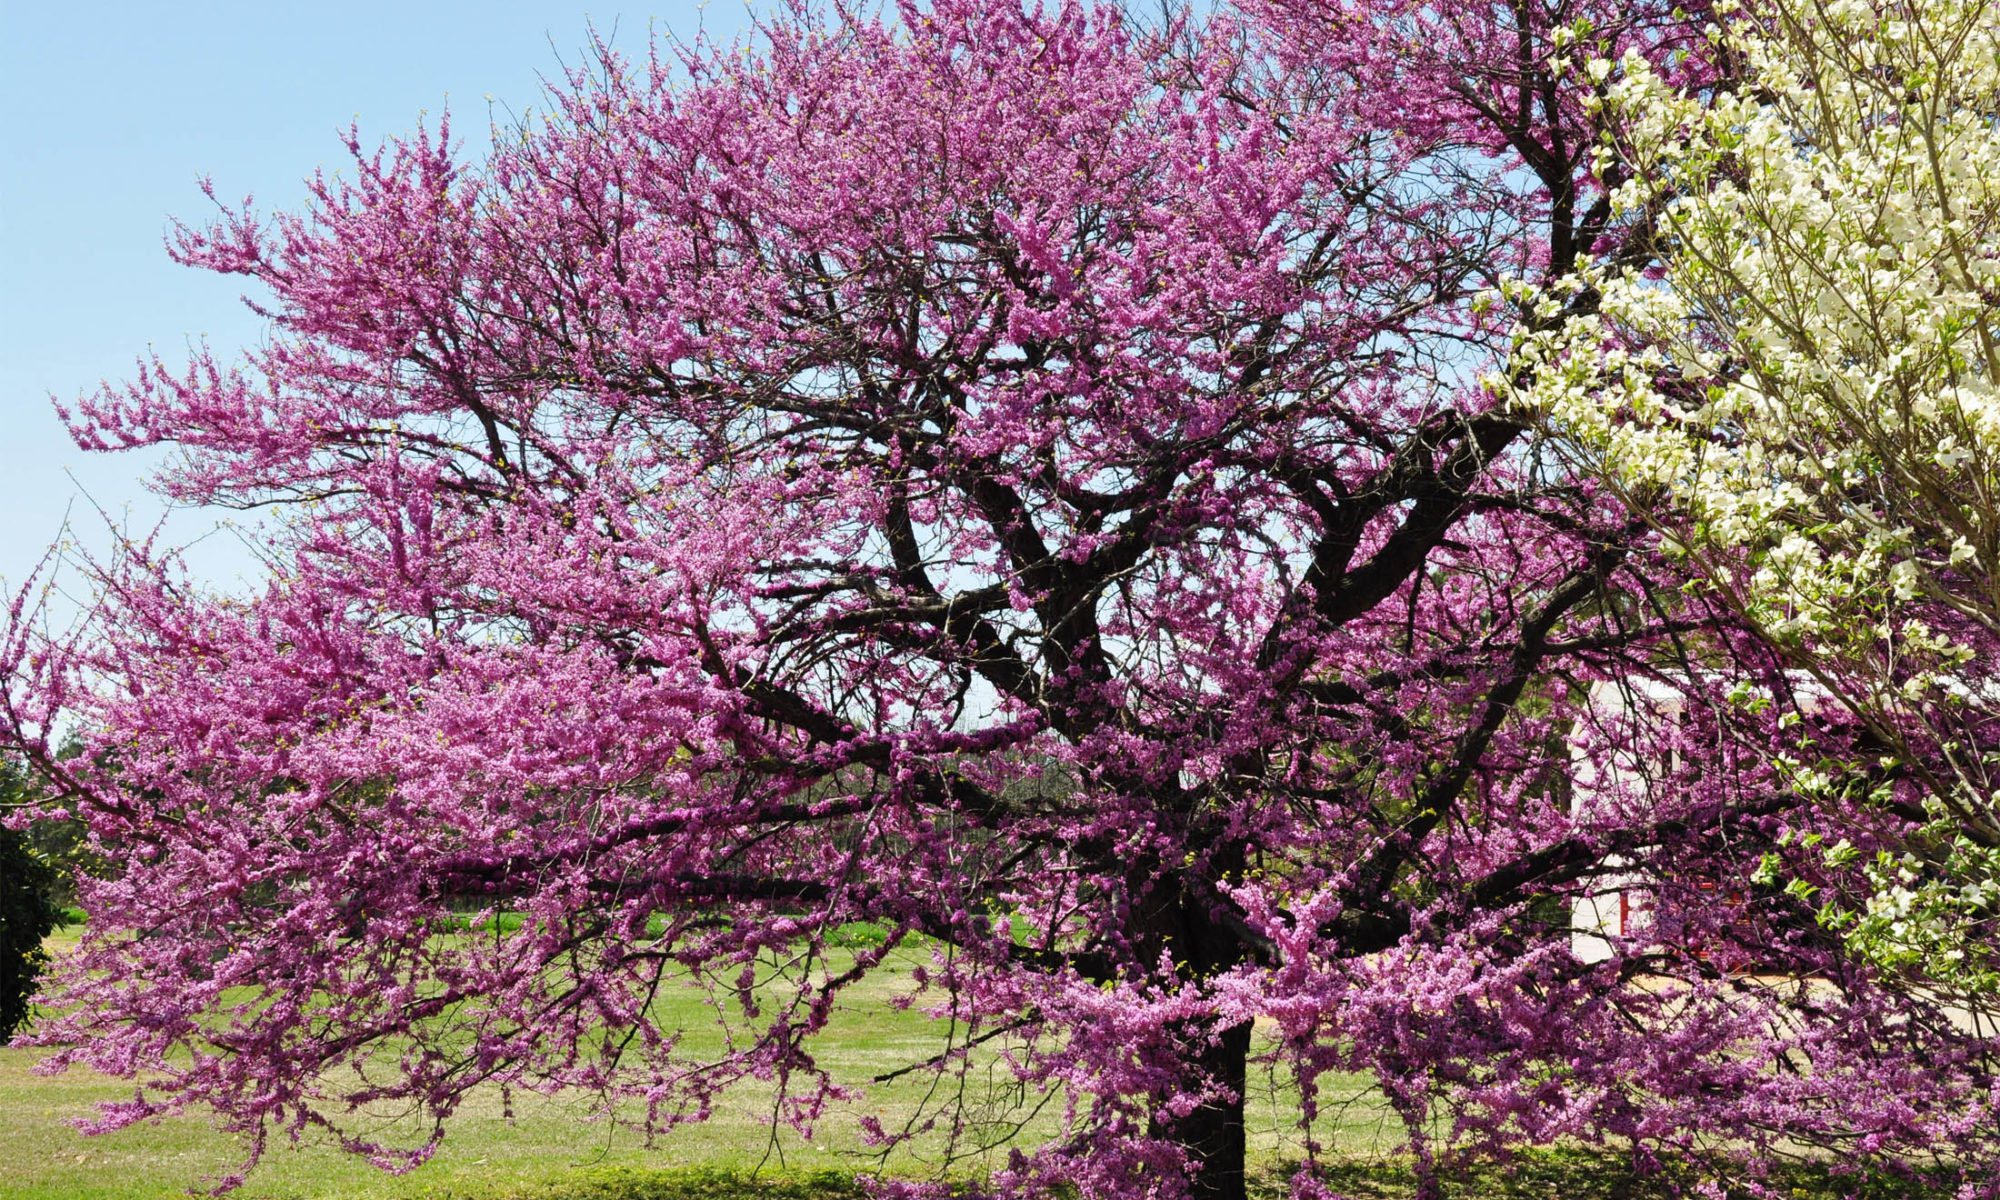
[
  {"left": 7, "top": 925, "right": 1963, "bottom": 1199},
  {"left": 2, "top": 924, "right": 1399, "bottom": 1199}
]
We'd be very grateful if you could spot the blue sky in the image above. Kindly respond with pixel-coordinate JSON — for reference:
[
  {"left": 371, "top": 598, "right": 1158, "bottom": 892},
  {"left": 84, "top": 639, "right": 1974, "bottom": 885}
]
[{"left": 0, "top": 0, "right": 740, "bottom": 605}]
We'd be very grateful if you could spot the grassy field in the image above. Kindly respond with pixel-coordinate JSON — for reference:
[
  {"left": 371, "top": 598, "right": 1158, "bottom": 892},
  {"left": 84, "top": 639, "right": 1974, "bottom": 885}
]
[
  {"left": 0, "top": 925, "right": 1404, "bottom": 1200},
  {"left": 1, "top": 926, "right": 1965, "bottom": 1199}
]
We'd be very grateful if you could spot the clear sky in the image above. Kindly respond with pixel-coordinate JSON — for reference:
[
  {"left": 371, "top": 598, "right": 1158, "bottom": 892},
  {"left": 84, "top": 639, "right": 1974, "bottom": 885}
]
[{"left": 0, "top": 0, "right": 740, "bottom": 607}]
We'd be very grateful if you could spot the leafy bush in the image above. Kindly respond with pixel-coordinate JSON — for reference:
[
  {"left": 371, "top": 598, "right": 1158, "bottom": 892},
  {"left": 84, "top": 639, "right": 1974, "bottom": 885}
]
[{"left": 0, "top": 824, "right": 61, "bottom": 1040}]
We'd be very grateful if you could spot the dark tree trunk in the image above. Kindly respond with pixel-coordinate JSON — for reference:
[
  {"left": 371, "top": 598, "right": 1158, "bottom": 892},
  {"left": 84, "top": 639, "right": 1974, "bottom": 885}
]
[{"left": 1152, "top": 1018, "right": 1254, "bottom": 1200}]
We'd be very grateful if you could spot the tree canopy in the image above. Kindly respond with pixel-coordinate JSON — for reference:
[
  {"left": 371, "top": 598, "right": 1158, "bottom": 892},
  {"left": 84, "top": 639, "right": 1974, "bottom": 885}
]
[{"left": 7, "top": 2, "right": 2000, "bottom": 1198}]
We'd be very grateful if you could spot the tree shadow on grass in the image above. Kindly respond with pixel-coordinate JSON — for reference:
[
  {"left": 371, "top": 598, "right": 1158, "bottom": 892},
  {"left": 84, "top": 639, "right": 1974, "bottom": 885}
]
[
  {"left": 441, "top": 1166, "right": 875, "bottom": 1199},
  {"left": 423, "top": 1155, "right": 1968, "bottom": 1200},
  {"left": 1248, "top": 1149, "right": 1967, "bottom": 1200}
]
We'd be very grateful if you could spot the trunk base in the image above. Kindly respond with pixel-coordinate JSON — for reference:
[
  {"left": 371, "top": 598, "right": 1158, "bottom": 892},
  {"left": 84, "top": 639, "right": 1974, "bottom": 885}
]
[{"left": 1151, "top": 1019, "right": 1252, "bottom": 1200}]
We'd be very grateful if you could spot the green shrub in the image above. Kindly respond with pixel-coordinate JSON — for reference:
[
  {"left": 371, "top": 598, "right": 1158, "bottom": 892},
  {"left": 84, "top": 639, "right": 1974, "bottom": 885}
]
[{"left": 0, "top": 824, "right": 61, "bottom": 1040}]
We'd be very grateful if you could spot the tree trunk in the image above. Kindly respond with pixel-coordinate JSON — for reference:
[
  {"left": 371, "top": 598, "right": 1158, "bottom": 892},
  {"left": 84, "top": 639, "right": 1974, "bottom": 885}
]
[{"left": 1152, "top": 1018, "right": 1254, "bottom": 1200}]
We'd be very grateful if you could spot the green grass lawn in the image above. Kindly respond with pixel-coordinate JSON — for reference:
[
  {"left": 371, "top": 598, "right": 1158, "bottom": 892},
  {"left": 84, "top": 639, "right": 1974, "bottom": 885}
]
[
  {"left": 1, "top": 926, "right": 1964, "bottom": 1199},
  {"left": 1, "top": 926, "right": 1401, "bottom": 1199}
]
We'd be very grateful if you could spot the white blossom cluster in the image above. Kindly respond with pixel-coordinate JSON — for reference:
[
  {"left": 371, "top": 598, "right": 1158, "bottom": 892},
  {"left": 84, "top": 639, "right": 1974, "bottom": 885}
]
[
  {"left": 1501, "top": 0, "right": 2000, "bottom": 966},
  {"left": 1508, "top": 0, "right": 2000, "bottom": 693},
  {"left": 1512, "top": 0, "right": 2000, "bottom": 672}
]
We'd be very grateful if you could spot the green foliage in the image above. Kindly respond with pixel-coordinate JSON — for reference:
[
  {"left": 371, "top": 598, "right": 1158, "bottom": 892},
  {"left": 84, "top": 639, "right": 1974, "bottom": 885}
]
[
  {"left": 1, "top": 756, "right": 69, "bottom": 1040},
  {"left": 16, "top": 744, "right": 110, "bottom": 911},
  {"left": 0, "top": 822, "right": 61, "bottom": 1040},
  {"left": 22, "top": 814, "right": 99, "bottom": 910}
]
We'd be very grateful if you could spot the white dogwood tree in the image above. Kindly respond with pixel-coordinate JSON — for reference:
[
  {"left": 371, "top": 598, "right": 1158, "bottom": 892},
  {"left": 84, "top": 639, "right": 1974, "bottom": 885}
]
[{"left": 1510, "top": 0, "right": 2000, "bottom": 979}]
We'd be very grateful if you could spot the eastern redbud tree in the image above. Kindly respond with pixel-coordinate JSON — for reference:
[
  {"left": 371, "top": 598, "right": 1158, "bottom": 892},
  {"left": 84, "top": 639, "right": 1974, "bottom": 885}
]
[{"left": 7, "top": 1, "right": 1999, "bottom": 1198}]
